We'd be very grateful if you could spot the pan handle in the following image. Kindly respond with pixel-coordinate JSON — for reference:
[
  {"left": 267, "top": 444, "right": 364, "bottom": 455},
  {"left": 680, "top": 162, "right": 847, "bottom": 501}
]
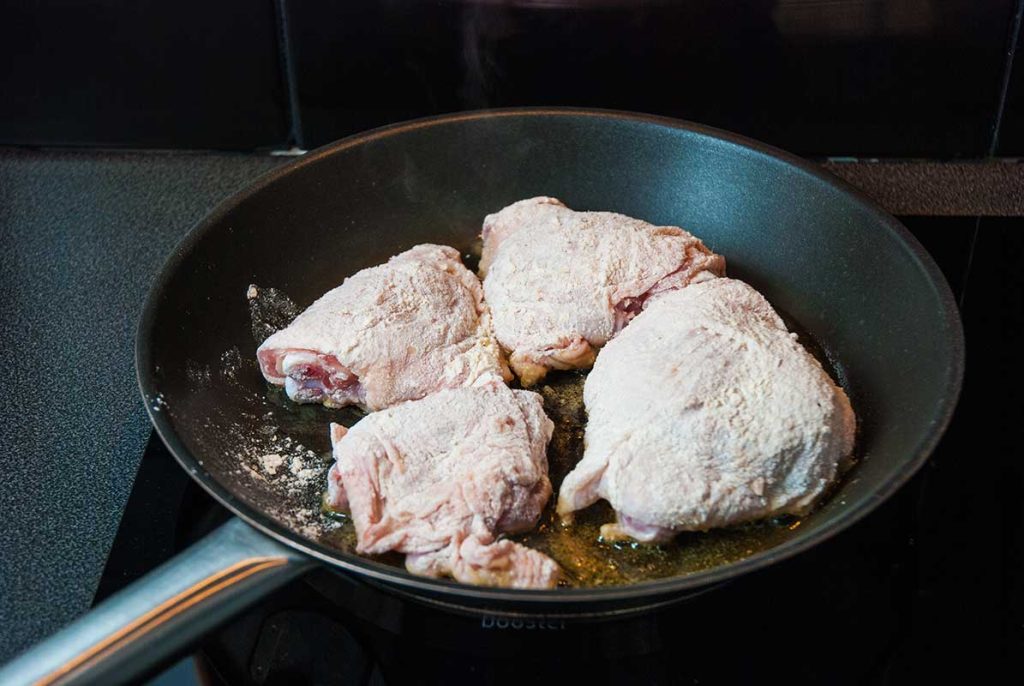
[{"left": 0, "top": 518, "right": 315, "bottom": 686}]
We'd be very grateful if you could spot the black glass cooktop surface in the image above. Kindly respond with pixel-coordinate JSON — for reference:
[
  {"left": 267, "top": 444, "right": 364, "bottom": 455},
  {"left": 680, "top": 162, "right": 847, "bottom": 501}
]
[{"left": 98, "top": 216, "right": 1020, "bottom": 685}]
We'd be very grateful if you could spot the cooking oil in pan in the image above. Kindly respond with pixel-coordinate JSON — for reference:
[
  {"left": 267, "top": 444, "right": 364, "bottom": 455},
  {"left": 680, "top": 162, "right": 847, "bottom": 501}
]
[
  {"left": 247, "top": 278, "right": 853, "bottom": 588},
  {"left": 510, "top": 371, "right": 805, "bottom": 587},
  {"left": 314, "top": 332, "right": 843, "bottom": 588}
]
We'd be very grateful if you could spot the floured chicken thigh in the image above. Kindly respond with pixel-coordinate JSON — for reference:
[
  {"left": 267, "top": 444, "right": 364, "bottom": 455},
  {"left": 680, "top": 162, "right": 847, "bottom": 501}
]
[
  {"left": 558, "top": 278, "right": 856, "bottom": 543},
  {"left": 325, "top": 382, "right": 560, "bottom": 589},
  {"left": 480, "top": 197, "right": 725, "bottom": 385},
  {"left": 257, "top": 244, "right": 510, "bottom": 412}
]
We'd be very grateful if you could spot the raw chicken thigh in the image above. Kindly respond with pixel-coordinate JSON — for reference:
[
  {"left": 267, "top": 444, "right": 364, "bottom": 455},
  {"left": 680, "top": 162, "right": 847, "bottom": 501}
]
[
  {"left": 325, "top": 382, "right": 560, "bottom": 589},
  {"left": 257, "top": 244, "right": 510, "bottom": 412},
  {"left": 557, "top": 278, "right": 856, "bottom": 542},
  {"left": 480, "top": 197, "right": 725, "bottom": 385}
]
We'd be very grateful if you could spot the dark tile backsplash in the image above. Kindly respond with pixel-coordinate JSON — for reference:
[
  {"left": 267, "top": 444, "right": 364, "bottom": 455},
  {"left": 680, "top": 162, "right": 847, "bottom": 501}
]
[
  {"left": 0, "top": 0, "right": 288, "bottom": 149},
  {"left": 291, "top": 0, "right": 1015, "bottom": 156},
  {"left": 1, "top": 0, "right": 1019, "bottom": 155},
  {"left": 285, "top": 0, "right": 465, "bottom": 150}
]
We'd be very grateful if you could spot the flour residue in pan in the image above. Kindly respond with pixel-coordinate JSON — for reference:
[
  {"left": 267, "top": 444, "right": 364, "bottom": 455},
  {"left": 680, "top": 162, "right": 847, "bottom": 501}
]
[
  {"left": 231, "top": 280, "right": 854, "bottom": 587},
  {"left": 173, "top": 288, "right": 358, "bottom": 543},
  {"left": 246, "top": 284, "right": 302, "bottom": 343}
]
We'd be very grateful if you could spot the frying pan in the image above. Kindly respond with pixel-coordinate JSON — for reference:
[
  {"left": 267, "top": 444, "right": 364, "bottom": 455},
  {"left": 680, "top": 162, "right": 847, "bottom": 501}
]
[{"left": 1, "top": 109, "right": 963, "bottom": 685}]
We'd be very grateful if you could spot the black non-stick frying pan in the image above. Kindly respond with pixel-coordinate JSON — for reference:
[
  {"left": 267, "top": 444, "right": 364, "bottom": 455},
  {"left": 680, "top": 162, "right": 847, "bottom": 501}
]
[{"left": 2, "top": 110, "right": 964, "bottom": 685}]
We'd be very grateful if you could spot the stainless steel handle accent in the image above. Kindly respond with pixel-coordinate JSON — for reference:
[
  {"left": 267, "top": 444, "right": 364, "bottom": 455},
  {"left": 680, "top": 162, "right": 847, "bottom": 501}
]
[{"left": 0, "top": 518, "right": 314, "bottom": 686}]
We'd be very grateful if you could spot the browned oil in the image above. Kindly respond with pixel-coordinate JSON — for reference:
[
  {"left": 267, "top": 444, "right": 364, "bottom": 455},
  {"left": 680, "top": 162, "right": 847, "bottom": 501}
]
[
  {"left": 313, "top": 335, "right": 839, "bottom": 588},
  {"left": 460, "top": 238, "right": 844, "bottom": 585},
  {"left": 511, "top": 372, "right": 803, "bottom": 587},
  {"left": 249, "top": 270, "right": 853, "bottom": 588},
  {"left": 509, "top": 308, "right": 845, "bottom": 587},
  {"left": 319, "top": 498, "right": 407, "bottom": 569}
]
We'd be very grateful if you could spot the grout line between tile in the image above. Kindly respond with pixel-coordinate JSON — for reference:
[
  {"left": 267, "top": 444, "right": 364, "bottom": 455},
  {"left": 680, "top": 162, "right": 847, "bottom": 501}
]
[{"left": 989, "top": 0, "right": 1024, "bottom": 156}]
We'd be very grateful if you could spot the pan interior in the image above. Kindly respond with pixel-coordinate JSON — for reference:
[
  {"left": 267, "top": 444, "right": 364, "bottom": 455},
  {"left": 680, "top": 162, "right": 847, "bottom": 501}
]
[{"left": 140, "top": 111, "right": 962, "bottom": 598}]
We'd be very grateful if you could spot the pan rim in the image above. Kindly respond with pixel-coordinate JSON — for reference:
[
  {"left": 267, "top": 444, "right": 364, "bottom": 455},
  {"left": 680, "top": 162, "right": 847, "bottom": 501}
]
[{"left": 136, "top": 107, "right": 965, "bottom": 604}]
